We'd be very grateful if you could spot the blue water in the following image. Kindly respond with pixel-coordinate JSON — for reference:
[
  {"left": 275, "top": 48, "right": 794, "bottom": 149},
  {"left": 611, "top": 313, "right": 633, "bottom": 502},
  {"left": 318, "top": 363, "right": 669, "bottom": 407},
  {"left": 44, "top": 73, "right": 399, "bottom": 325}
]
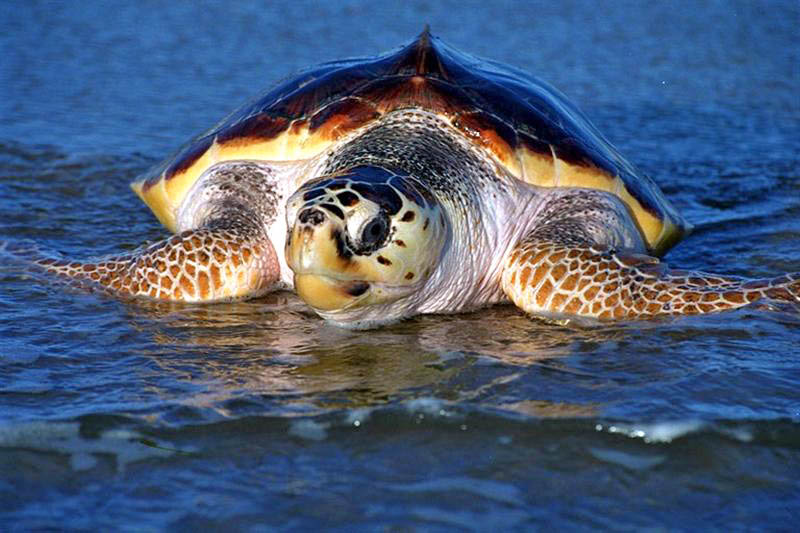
[{"left": 2, "top": 1, "right": 799, "bottom": 530}]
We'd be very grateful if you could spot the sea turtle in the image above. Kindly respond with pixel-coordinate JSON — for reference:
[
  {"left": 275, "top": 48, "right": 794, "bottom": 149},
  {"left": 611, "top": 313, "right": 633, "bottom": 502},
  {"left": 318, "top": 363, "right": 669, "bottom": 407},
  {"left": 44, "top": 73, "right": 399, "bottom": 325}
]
[{"left": 35, "top": 30, "right": 799, "bottom": 328}]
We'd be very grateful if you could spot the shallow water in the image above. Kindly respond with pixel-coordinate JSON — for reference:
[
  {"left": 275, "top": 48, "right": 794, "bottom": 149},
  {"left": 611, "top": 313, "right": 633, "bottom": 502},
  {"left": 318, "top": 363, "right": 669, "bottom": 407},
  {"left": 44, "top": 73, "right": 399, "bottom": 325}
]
[{"left": 2, "top": 1, "right": 799, "bottom": 530}]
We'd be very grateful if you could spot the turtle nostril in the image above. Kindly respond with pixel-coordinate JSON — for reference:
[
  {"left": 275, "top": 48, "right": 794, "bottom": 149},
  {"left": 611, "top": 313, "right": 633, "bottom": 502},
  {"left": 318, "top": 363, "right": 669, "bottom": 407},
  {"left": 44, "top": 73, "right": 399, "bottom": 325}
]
[{"left": 298, "top": 208, "right": 326, "bottom": 226}]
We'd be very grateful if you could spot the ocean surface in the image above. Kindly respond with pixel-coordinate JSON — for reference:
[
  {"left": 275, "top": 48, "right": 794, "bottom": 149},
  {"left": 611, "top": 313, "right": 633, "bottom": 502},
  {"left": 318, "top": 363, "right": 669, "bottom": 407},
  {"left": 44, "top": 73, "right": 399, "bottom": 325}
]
[{"left": 1, "top": 1, "right": 799, "bottom": 530}]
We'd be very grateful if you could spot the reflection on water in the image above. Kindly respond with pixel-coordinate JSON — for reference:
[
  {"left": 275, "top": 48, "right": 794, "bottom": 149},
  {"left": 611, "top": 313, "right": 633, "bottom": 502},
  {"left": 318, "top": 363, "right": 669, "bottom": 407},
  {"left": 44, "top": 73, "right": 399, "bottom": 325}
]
[{"left": 119, "top": 292, "right": 630, "bottom": 418}]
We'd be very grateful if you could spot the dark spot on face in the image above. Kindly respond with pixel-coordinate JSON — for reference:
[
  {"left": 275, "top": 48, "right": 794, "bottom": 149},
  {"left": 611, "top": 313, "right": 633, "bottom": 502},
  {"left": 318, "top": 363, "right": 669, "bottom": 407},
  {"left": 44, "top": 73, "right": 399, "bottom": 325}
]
[
  {"left": 345, "top": 281, "right": 369, "bottom": 297},
  {"left": 405, "top": 272, "right": 414, "bottom": 280},
  {"left": 395, "top": 239, "right": 406, "bottom": 247},
  {"left": 332, "top": 228, "right": 352, "bottom": 260},
  {"left": 320, "top": 203, "right": 344, "bottom": 219},
  {"left": 401, "top": 211, "right": 416, "bottom": 222},
  {"left": 337, "top": 191, "right": 360, "bottom": 207},
  {"left": 298, "top": 208, "right": 325, "bottom": 226},
  {"left": 423, "top": 218, "right": 430, "bottom": 231},
  {"left": 377, "top": 255, "right": 392, "bottom": 266}
]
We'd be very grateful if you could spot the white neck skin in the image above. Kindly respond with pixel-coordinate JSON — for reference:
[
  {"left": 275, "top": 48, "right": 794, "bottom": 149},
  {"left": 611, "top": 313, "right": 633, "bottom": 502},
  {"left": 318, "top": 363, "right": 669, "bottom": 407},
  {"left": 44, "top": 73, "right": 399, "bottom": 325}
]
[{"left": 314, "top": 171, "right": 547, "bottom": 329}]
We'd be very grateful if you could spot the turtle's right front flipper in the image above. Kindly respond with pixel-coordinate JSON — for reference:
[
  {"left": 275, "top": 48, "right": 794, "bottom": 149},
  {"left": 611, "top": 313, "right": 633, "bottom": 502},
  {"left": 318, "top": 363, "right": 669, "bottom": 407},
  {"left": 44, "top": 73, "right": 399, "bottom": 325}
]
[
  {"left": 23, "top": 160, "right": 300, "bottom": 302},
  {"left": 36, "top": 222, "right": 279, "bottom": 302}
]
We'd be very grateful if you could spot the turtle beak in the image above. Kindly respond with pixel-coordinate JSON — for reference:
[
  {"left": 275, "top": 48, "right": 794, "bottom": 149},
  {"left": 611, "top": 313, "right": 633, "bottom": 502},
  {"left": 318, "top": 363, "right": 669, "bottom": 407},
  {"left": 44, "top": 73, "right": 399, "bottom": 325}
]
[
  {"left": 286, "top": 206, "right": 372, "bottom": 311},
  {"left": 293, "top": 273, "right": 370, "bottom": 311}
]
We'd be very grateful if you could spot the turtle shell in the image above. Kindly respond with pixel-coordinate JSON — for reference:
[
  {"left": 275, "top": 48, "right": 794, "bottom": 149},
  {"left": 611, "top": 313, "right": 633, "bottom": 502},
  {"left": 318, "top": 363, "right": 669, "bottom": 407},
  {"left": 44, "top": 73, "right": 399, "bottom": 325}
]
[{"left": 132, "top": 29, "right": 689, "bottom": 254}]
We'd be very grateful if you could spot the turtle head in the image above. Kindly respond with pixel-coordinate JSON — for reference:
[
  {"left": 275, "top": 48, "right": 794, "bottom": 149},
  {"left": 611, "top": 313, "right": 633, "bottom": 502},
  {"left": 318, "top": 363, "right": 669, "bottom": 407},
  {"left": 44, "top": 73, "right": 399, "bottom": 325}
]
[{"left": 285, "top": 166, "right": 447, "bottom": 327}]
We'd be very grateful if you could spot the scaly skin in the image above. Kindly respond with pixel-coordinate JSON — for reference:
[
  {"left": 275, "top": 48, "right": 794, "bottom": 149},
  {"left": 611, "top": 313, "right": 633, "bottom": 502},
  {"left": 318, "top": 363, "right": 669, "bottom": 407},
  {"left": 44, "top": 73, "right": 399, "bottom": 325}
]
[
  {"left": 502, "top": 241, "right": 800, "bottom": 321},
  {"left": 501, "top": 190, "right": 800, "bottom": 321},
  {"left": 36, "top": 225, "right": 279, "bottom": 302}
]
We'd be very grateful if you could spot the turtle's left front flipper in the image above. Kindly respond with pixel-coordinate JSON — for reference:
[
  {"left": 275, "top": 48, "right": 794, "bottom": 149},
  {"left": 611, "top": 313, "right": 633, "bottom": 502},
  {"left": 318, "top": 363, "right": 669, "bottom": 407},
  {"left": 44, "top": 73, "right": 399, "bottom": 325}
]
[
  {"left": 502, "top": 240, "right": 799, "bottom": 321},
  {"left": 501, "top": 191, "right": 800, "bottom": 321}
]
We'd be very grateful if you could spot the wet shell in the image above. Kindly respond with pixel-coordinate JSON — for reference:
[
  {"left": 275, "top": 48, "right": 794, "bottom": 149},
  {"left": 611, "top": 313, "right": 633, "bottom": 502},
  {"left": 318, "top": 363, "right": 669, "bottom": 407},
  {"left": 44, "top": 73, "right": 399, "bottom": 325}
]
[{"left": 132, "top": 29, "right": 689, "bottom": 254}]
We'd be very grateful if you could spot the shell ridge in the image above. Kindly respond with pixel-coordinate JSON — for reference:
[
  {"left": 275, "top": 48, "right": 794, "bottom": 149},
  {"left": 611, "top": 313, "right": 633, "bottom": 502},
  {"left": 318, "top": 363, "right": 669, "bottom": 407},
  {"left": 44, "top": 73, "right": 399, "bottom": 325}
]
[{"left": 135, "top": 31, "right": 690, "bottom": 253}]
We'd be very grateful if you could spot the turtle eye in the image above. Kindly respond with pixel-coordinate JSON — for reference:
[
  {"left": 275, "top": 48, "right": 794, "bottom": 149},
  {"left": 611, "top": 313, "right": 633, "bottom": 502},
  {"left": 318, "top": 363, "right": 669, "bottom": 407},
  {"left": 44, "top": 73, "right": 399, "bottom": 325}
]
[{"left": 354, "top": 211, "right": 390, "bottom": 254}]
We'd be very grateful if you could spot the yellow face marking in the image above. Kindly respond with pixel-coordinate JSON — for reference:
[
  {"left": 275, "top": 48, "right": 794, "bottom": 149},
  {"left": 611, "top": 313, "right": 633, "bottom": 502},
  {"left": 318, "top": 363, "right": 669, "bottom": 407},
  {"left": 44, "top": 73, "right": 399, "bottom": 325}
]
[
  {"left": 294, "top": 273, "right": 369, "bottom": 311},
  {"left": 285, "top": 169, "right": 448, "bottom": 313}
]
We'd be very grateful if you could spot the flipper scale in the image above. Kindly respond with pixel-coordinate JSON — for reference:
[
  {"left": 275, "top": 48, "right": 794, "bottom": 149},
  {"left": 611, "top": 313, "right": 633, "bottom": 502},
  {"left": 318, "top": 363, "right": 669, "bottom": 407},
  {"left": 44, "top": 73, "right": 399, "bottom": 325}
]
[
  {"left": 502, "top": 191, "right": 800, "bottom": 321},
  {"left": 503, "top": 240, "right": 799, "bottom": 320},
  {"left": 32, "top": 227, "right": 279, "bottom": 302}
]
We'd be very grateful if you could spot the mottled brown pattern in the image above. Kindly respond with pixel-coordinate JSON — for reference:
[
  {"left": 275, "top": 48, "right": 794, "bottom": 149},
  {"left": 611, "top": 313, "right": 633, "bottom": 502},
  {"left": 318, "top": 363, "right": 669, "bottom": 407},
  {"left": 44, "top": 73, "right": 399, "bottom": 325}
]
[
  {"left": 561, "top": 274, "right": 578, "bottom": 291},
  {"left": 36, "top": 227, "right": 280, "bottom": 303},
  {"left": 502, "top": 238, "right": 800, "bottom": 320}
]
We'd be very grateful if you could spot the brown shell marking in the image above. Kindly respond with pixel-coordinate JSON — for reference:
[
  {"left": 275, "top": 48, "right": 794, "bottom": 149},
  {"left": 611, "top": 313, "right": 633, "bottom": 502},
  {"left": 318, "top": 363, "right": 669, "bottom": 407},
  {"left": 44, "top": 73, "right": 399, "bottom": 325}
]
[{"left": 132, "top": 29, "right": 688, "bottom": 253}]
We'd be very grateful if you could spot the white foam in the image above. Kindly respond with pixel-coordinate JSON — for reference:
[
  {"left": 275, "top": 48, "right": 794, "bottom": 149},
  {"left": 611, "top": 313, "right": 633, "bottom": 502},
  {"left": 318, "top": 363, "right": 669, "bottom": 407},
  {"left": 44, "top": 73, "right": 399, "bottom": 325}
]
[
  {"left": 588, "top": 447, "right": 666, "bottom": 470},
  {"left": 344, "top": 407, "right": 373, "bottom": 427},
  {"left": 597, "top": 420, "right": 704, "bottom": 442},
  {"left": 718, "top": 425, "right": 754, "bottom": 443},
  {"left": 288, "top": 419, "right": 329, "bottom": 441},
  {"left": 0, "top": 421, "right": 177, "bottom": 472},
  {"left": 404, "top": 397, "right": 460, "bottom": 419},
  {"left": 406, "top": 397, "right": 444, "bottom": 412}
]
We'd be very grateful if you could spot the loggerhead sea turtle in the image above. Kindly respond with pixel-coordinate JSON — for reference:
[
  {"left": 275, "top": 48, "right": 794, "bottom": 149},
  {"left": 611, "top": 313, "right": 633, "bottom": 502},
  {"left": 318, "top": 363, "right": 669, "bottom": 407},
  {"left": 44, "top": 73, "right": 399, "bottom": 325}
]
[{"left": 34, "top": 30, "right": 799, "bottom": 328}]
